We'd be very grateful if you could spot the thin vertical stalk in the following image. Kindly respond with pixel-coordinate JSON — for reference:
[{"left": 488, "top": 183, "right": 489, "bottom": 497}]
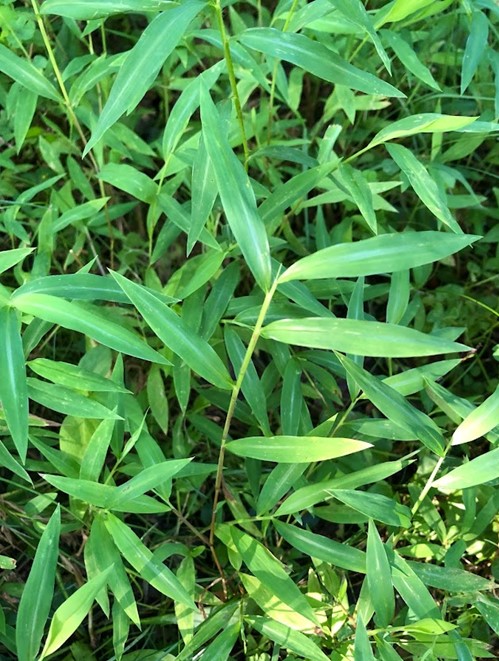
[
  {"left": 214, "top": 0, "right": 249, "bottom": 167},
  {"left": 209, "top": 276, "right": 280, "bottom": 577}
]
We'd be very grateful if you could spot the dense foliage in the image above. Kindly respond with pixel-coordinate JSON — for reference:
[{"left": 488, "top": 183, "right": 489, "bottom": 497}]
[{"left": 0, "top": 0, "right": 498, "bottom": 659}]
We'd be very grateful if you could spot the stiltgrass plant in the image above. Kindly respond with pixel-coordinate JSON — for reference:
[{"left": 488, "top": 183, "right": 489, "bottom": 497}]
[{"left": 0, "top": 0, "right": 498, "bottom": 658}]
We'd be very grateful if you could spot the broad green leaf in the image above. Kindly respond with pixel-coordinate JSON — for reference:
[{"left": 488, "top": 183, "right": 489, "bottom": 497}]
[
  {"left": 226, "top": 435, "right": 371, "bottom": 463},
  {"left": 246, "top": 616, "right": 330, "bottom": 661},
  {"left": 175, "top": 604, "right": 239, "bottom": 661},
  {"left": 0, "top": 307, "right": 28, "bottom": 461},
  {"left": 476, "top": 595, "right": 499, "bottom": 635},
  {"left": 28, "top": 358, "right": 129, "bottom": 393},
  {"left": 42, "top": 474, "right": 169, "bottom": 513},
  {"left": 80, "top": 418, "right": 116, "bottom": 481},
  {"left": 175, "top": 557, "right": 195, "bottom": 645},
  {"left": 98, "top": 163, "right": 156, "bottom": 203},
  {"left": 0, "top": 45, "right": 60, "bottom": 101},
  {"left": 261, "top": 318, "right": 469, "bottom": 357},
  {"left": 433, "top": 447, "right": 499, "bottom": 491},
  {"left": 382, "top": 30, "right": 440, "bottom": 91},
  {"left": 280, "top": 359, "right": 304, "bottom": 436},
  {"left": 274, "top": 521, "right": 366, "bottom": 573},
  {"left": 239, "top": 29, "right": 404, "bottom": 97},
  {"left": 156, "top": 194, "right": 221, "bottom": 252},
  {"left": 331, "top": 490, "right": 411, "bottom": 527},
  {"left": 111, "top": 272, "right": 232, "bottom": 389},
  {"left": 387, "top": 143, "right": 461, "bottom": 233},
  {"left": 257, "top": 464, "right": 307, "bottom": 514},
  {"left": 276, "top": 458, "right": 409, "bottom": 515},
  {"left": 377, "top": 0, "right": 445, "bottom": 26},
  {"left": 367, "top": 521, "right": 395, "bottom": 627},
  {"left": 41, "top": 0, "right": 170, "bottom": 20},
  {"left": 111, "top": 459, "right": 191, "bottom": 506},
  {"left": 387, "top": 269, "right": 410, "bottom": 325},
  {"left": 337, "top": 164, "right": 377, "bottom": 233},
  {"left": 188, "top": 135, "right": 217, "bottom": 254},
  {"left": 461, "top": 11, "right": 489, "bottom": 94},
  {"left": 0, "top": 441, "right": 31, "bottom": 483},
  {"left": 278, "top": 232, "right": 480, "bottom": 282},
  {"left": 391, "top": 552, "right": 440, "bottom": 619},
  {"left": 195, "top": 621, "right": 239, "bottom": 660},
  {"left": 0, "top": 248, "right": 34, "bottom": 274},
  {"left": 354, "top": 616, "right": 376, "bottom": 661},
  {"left": 200, "top": 86, "right": 271, "bottom": 291},
  {"left": 40, "top": 567, "right": 112, "bottom": 659},
  {"left": 86, "top": 515, "right": 140, "bottom": 625},
  {"left": 383, "top": 359, "right": 460, "bottom": 397},
  {"left": 368, "top": 113, "right": 478, "bottom": 149},
  {"left": 53, "top": 199, "right": 110, "bottom": 233},
  {"left": 409, "top": 562, "right": 493, "bottom": 593},
  {"left": 228, "top": 527, "right": 318, "bottom": 626},
  {"left": 16, "top": 507, "right": 60, "bottom": 661},
  {"left": 27, "top": 378, "right": 121, "bottom": 420},
  {"left": 452, "top": 384, "right": 499, "bottom": 445},
  {"left": 10, "top": 293, "right": 169, "bottom": 365},
  {"left": 103, "top": 512, "right": 196, "bottom": 610},
  {"left": 337, "top": 354, "right": 445, "bottom": 455},
  {"left": 85, "top": 1, "right": 205, "bottom": 154}
]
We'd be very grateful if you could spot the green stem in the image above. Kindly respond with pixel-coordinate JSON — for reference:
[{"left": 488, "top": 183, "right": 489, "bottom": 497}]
[
  {"left": 209, "top": 275, "right": 280, "bottom": 551},
  {"left": 214, "top": 0, "right": 249, "bottom": 167}
]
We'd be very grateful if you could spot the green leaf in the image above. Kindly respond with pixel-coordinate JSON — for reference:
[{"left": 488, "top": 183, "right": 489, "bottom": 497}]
[
  {"left": 53, "top": 199, "right": 110, "bottom": 233},
  {"left": 433, "top": 447, "right": 499, "bottom": 491},
  {"left": 99, "top": 163, "right": 156, "bottom": 203},
  {"left": 391, "top": 552, "right": 440, "bottom": 619},
  {"left": 28, "top": 358, "right": 129, "bottom": 393},
  {"left": 41, "top": 0, "right": 170, "bottom": 20},
  {"left": 0, "top": 307, "right": 28, "bottom": 461},
  {"left": 80, "top": 418, "right": 116, "bottom": 481},
  {"left": 367, "top": 113, "right": 478, "bottom": 149},
  {"left": 261, "top": 318, "right": 469, "bottom": 357},
  {"left": 331, "top": 490, "right": 411, "bottom": 527},
  {"left": 367, "top": 521, "right": 395, "bottom": 627},
  {"left": 461, "top": 11, "right": 489, "bottom": 94},
  {"left": 27, "top": 378, "right": 121, "bottom": 420},
  {"left": 195, "top": 621, "right": 239, "bottom": 660},
  {"left": 354, "top": 616, "right": 375, "bottom": 661},
  {"left": 274, "top": 521, "right": 366, "bottom": 573},
  {"left": 239, "top": 28, "right": 404, "bottom": 97},
  {"left": 337, "top": 164, "right": 377, "bottom": 233},
  {"left": 225, "top": 435, "right": 371, "bottom": 463},
  {"left": 86, "top": 515, "right": 140, "bottom": 626},
  {"left": 200, "top": 85, "right": 271, "bottom": 291},
  {"left": 188, "top": 134, "right": 217, "bottom": 254},
  {"left": 0, "top": 441, "right": 31, "bottom": 483},
  {"left": 103, "top": 512, "right": 196, "bottom": 610},
  {"left": 278, "top": 232, "right": 480, "bottom": 282},
  {"left": 387, "top": 143, "right": 461, "bottom": 233},
  {"left": 0, "top": 45, "right": 60, "bottom": 101},
  {"left": 10, "top": 293, "right": 169, "bottom": 365},
  {"left": 111, "top": 459, "right": 191, "bottom": 506},
  {"left": 246, "top": 616, "right": 330, "bottom": 661},
  {"left": 228, "top": 527, "right": 319, "bottom": 626},
  {"left": 382, "top": 30, "right": 440, "bottom": 91},
  {"left": 452, "top": 383, "right": 499, "bottom": 445},
  {"left": 41, "top": 474, "right": 169, "bottom": 514},
  {"left": 337, "top": 354, "right": 445, "bottom": 455},
  {"left": 84, "top": 1, "right": 205, "bottom": 154},
  {"left": 276, "top": 458, "right": 409, "bottom": 515},
  {"left": 0, "top": 248, "right": 34, "bottom": 274},
  {"left": 111, "top": 272, "right": 232, "bottom": 389},
  {"left": 16, "top": 507, "right": 60, "bottom": 661},
  {"left": 40, "top": 567, "right": 112, "bottom": 659}
]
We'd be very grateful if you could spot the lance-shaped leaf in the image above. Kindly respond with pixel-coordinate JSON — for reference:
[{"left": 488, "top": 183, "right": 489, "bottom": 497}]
[
  {"left": 85, "top": 1, "right": 205, "bottom": 154},
  {"left": 0, "top": 307, "right": 28, "bottom": 461},
  {"left": 41, "top": 0, "right": 170, "bottom": 20},
  {"left": 278, "top": 231, "right": 480, "bottom": 282},
  {"left": 226, "top": 435, "right": 371, "bottom": 463},
  {"left": 367, "top": 113, "right": 478, "bottom": 149},
  {"left": 0, "top": 248, "right": 34, "bottom": 275},
  {"left": 0, "top": 45, "right": 60, "bottom": 101},
  {"left": 337, "top": 354, "right": 445, "bottom": 456},
  {"left": 103, "top": 512, "right": 196, "bottom": 610},
  {"left": 452, "top": 384, "right": 499, "bottom": 445},
  {"left": 387, "top": 143, "right": 461, "bottom": 233},
  {"left": 111, "top": 272, "right": 232, "bottom": 389},
  {"left": 261, "top": 318, "right": 469, "bottom": 358},
  {"left": 433, "top": 447, "right": 499, "bottom": 492},
  {"left": 239, "top": 29, "right": 403, "bottom": 97},
  {"left": 247, "top": 617, "right": 330, "bottom": 661},
  {"left": 367, "top": 520, "right": 395, "bottom": 627},
  {"left": 16, "top": 507, "right": 60, "bottom": 661},
  {"left": 461, "top": 10, "right": 489, "bottom": 94},
  {"left": 10, "top": 293, "right": 169, "bottom": 365},
  {"left": 40, "top": 567, "right": 113, "bottom": 659},
  {"left": 200, "top": 85, "right": 271, "bottom": 291}
]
